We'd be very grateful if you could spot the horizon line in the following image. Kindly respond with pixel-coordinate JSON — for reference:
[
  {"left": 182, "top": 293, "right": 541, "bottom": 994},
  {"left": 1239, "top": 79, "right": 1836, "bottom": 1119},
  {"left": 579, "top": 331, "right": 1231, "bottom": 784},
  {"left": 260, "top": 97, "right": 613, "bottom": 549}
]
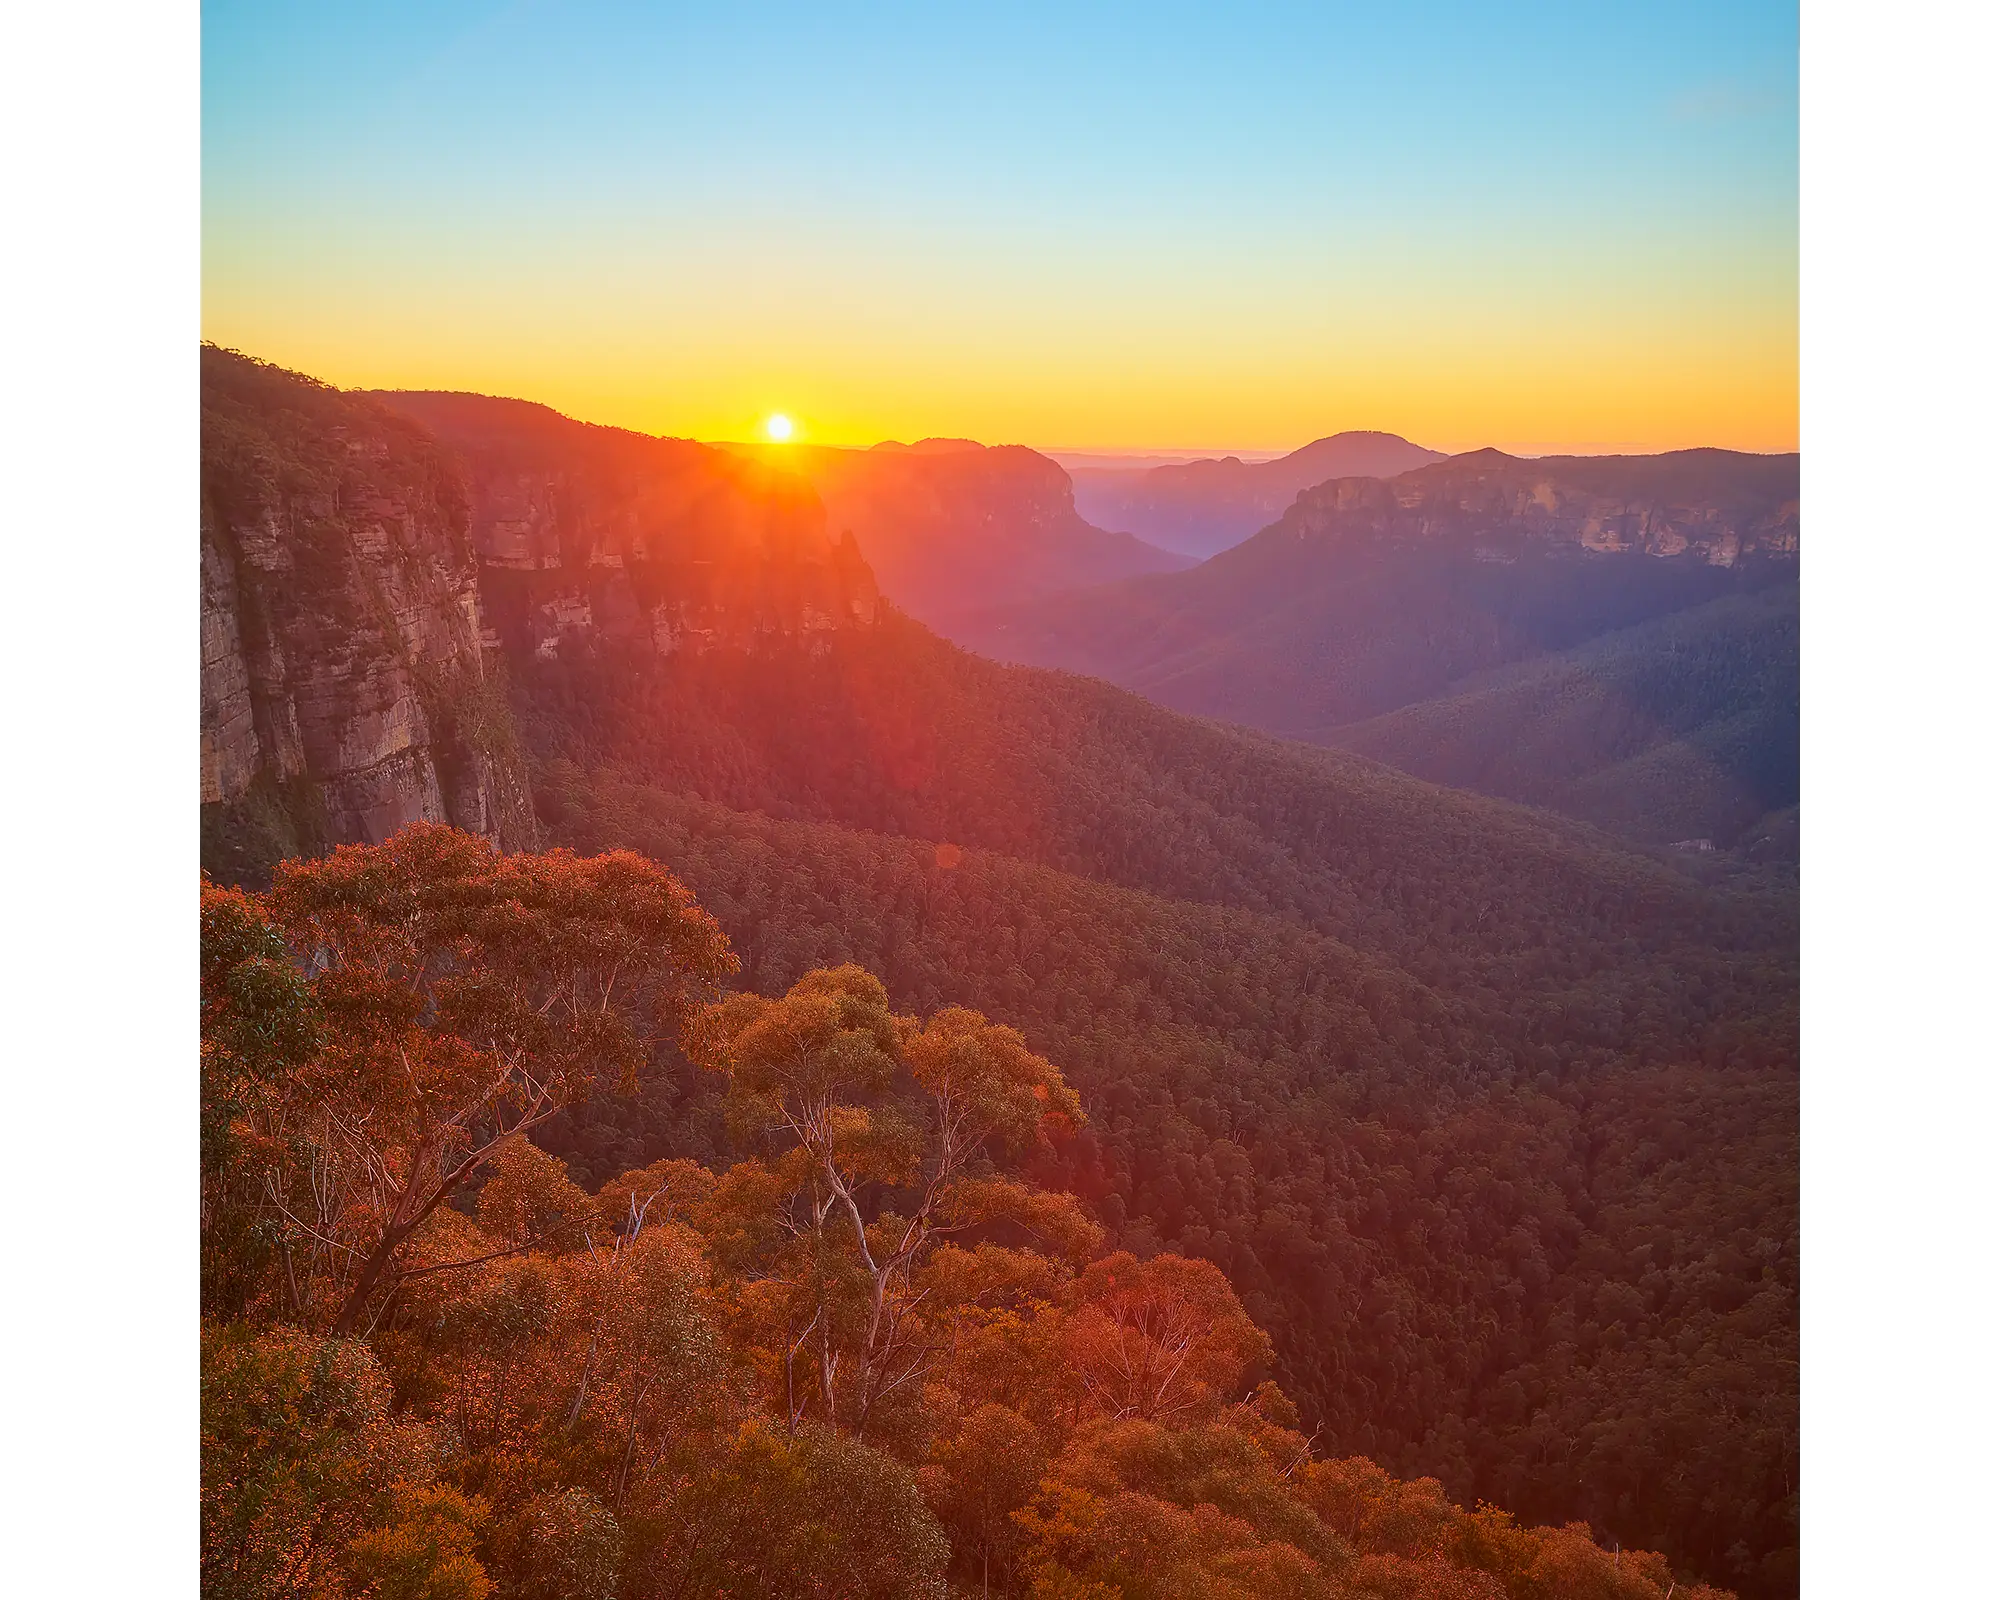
[{"left": 240, "top": 351, "right": 1791, "bottom": 463}]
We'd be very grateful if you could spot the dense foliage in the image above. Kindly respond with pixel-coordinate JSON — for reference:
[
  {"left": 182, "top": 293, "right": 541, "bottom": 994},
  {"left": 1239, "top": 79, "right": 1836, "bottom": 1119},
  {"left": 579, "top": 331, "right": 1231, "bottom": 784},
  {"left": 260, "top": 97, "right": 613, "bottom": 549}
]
[
  {"left": 1333, "top": 585, "right": 1799, "bottom": 849},
  {"left": 203, "top": 831, "right": 1723, "bottom": 1600},
  {"left": 531, "top": 770, "right": 1796, "bottom": 1597},
  {"left": 496, "top": 614, "right": 1796, "bottom": 1596}
]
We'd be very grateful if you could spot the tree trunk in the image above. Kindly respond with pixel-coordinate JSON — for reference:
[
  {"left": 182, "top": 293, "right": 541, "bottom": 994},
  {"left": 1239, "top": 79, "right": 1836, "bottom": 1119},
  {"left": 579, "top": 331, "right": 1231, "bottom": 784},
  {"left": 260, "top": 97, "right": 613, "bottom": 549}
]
[{"left": 331, "top": 1221, "right": 415, "bottom": 1335}]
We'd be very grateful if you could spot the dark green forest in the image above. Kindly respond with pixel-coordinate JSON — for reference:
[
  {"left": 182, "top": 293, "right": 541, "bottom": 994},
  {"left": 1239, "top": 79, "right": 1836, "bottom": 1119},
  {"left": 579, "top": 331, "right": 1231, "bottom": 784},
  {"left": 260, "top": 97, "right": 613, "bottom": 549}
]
[
  {"left": 492, "top": 609, "right": 1796, "bottom": 1594},
  {"left": 528, "top": 760, "right": 1796, "bottom": 1596},
  {"left": 1333, "top": 584, "right": 1800, "bottom": 848}
]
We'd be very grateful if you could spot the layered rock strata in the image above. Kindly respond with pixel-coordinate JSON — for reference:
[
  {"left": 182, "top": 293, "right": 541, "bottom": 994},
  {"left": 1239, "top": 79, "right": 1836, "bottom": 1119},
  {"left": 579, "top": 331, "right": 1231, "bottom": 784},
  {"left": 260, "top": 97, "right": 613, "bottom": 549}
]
[
  {"left": 367, "top": 391, "right": 882, "bottom": 663},
  {"left": 1281, "top": 448, "right": 1800, "bottom": 566},
  {"left": 200, "top": 348, "right": 536, "bottom": 865}
]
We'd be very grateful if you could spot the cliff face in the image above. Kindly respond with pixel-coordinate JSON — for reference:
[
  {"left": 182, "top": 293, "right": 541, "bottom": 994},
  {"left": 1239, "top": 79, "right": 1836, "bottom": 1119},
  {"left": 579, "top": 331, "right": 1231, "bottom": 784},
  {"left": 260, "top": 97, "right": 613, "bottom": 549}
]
[
  {"left": 783, "top": 438, "right": 1190, "bottom": 632},
  {"left": 202, "top": 358, "right": 894, "bottom": 882},
  {"left": 1282, "top": 448, "right": 1800, "bottom": 566},
  {"left": 367, "top": 393, "right": 881, "bottom": 663},
  {"left": 951, "top": 447, "right": 1800, "bottom": 744},
  {"left": 201, "top": 349, "right": 537, "bottom": 880}
]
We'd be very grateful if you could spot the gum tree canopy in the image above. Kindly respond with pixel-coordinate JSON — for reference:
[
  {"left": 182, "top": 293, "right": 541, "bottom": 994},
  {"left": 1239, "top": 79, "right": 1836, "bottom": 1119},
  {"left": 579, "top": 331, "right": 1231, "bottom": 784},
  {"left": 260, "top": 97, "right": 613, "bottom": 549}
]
[{"left": 202, "top": 822, "right": 736, "bottom": 1334}]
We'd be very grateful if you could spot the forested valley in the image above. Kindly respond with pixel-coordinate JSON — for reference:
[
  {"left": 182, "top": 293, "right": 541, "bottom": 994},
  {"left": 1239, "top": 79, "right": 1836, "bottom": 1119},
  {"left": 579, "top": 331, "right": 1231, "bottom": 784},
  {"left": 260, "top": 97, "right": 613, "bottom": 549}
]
[
  {"left": 203, "top": 828, "right": 1751, "bottom": 1600},
  {"left": 1331, "top": 584, "right": 1799, "bottom": 851},
  {"left": 200, "top": 350, "right": 1797, "bottom": 1598},
  {"left": 957, "top": 451, "right": 1798, "bottom": 851},
  {"left": 514, "top": 634, "right": 1797, "bottom": 1596}
]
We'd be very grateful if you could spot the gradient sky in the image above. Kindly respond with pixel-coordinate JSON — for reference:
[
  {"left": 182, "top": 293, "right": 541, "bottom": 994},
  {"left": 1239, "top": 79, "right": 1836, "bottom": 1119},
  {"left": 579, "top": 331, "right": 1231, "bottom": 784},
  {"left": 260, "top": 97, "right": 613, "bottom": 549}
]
[{"left": 202, "top": 2, "right": 1798, "bottom": 455}]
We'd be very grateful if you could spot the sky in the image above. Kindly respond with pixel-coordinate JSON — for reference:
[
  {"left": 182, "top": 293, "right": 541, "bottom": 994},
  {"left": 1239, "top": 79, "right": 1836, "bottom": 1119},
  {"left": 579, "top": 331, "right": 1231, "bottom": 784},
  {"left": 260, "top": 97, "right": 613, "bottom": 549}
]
[{"left": 202, "top": 1, "right": 1798, "bottom": 455}]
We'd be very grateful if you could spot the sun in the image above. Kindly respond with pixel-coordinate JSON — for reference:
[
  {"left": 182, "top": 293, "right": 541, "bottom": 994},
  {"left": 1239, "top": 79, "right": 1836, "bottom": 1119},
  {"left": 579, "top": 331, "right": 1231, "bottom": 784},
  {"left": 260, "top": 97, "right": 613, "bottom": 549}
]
[{"left": 763, "top": 413, "right": 794, "bottom": 442}]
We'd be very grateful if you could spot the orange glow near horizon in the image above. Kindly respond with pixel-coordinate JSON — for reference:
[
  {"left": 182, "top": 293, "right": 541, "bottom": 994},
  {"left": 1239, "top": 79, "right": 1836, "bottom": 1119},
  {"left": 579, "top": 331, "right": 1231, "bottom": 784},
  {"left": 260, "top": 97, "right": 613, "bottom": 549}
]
[
  {"left": 201, "top": 7, "right": 1796, "bottom": 459},
  {"left": 200, "top": 303, "right": 1798, "bottom": 458},
  {"left": 198, "top": 218, "right": 1799, "bottom": 454}
]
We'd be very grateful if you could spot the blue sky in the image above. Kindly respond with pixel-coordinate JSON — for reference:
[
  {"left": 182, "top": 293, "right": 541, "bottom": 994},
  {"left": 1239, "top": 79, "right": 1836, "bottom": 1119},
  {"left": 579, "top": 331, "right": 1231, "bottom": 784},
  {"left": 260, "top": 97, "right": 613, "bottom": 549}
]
[{"left": 202, "top": 1, "right": 1799, "bottom": 451}]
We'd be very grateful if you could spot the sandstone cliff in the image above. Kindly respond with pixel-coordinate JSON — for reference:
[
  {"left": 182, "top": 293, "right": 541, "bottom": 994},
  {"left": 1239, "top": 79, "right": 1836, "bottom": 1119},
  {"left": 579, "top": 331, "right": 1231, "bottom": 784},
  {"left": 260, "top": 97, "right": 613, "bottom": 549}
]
[
  {"left": 203, "top": 358, "right": 897, "bottom": 883},
  {"left": 771, "top": 437, "right": 1189, "bottom": 632},
  {"left": 367, "top": 392, "right": 882, "bottom": 664},
  {"left": 1282, "top": 447, "right": 1800, "bottom": 565},
  {"left": 201, "top": 348, "right": 537, "bottom": 881},
  {"left": 950, "top": 446, "right": 1800, "bottom": 747}
]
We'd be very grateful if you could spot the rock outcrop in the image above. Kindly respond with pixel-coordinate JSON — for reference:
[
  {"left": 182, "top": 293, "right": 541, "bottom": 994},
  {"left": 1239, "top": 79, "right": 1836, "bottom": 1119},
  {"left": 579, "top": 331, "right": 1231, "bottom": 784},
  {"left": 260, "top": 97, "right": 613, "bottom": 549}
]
[
  {"left": 201, "top": 348, "right": 537, "bottom": 880},
  {"left": 367, "top": 392, "right": 882, "bottom": 663},
  {"left": 1283, "top": 447, "right": 1800, "bottom": 566},
  {"left": 202, "top": 356, "right": 901, "bottom": 882},
  {"left": 778, "top": 437, "right": 1190, "bottom": 631},
  {"left": 950, "top": 446, "right": 1800, "bottom": 744}
]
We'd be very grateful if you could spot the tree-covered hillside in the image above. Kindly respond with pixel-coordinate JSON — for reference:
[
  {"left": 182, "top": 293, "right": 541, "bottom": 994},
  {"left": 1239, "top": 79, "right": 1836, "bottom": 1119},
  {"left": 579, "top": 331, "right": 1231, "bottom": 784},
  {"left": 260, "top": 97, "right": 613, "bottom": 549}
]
[
  {"left": 514, "top": 613, "right": 1791, "bottom": 986},
  {"left": 1331, "top": 583, "right": 1800, "bottom": 848},
  {"left": 529, "top": 770, "right": 1796, "bottom": 1597},
  {"left": 204, "top": 830, "right": 1730, "bottom": 1600}
]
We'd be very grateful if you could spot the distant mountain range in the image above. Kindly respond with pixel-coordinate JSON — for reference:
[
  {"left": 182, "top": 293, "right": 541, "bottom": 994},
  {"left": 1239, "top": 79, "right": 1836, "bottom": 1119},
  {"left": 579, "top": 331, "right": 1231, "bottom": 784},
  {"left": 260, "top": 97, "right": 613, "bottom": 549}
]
[
  {"left": 292, "top": 389, "right": 1797, "bottom": 852},
  {"left": 961, "top": 446, "right": 1800, "bottom": 848},
  {"left": 1069, "top": 430, "right": 1447, "bottom": 557}
]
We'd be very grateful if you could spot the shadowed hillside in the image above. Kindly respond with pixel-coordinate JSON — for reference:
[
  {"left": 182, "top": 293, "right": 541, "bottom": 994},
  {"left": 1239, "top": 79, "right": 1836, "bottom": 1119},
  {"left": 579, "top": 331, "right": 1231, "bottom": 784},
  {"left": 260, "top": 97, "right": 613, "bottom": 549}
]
[
  {"left": 1332, "top": 583, "right": 1800, "bottom": 848},
  {"left": 961, "top": 448, "right": 1798, "bottom": 845}
]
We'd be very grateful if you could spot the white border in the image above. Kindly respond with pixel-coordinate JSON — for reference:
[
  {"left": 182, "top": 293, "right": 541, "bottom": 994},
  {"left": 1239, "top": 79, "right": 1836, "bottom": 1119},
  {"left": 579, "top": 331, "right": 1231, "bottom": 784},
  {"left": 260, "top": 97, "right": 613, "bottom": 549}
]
[
  {"left": 1803, "top": 1, "right": 1999, "bottom": 1597},
  {"left": 7, "top": 2, "right": 1997, "bottom": 1594},
  {"left": 0, "top": 0, "right": 198, "bottom": 1589}
]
